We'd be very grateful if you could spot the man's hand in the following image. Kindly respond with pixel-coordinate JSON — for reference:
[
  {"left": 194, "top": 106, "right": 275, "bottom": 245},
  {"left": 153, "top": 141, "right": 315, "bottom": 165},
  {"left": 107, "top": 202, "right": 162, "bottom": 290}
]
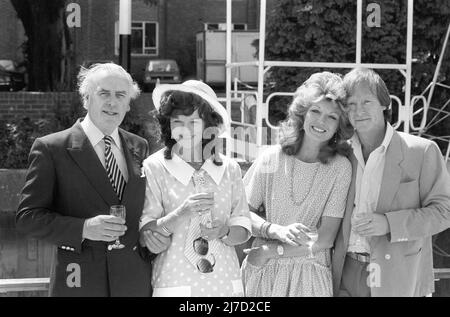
[
  {"left": 353, "top": 213, "right": 390, "bottom": 237},
  {"left": 82, "top": 215, "right": 126, "bottom": 242},
  {"left": 140, "top": 230, "right": 171, "bottom": 254}
]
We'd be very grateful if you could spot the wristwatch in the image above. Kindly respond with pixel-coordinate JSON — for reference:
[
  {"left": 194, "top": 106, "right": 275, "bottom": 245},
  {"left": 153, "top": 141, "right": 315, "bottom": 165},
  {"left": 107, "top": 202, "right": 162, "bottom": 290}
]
[{"left": 276, "top": 244, "right": 284, "bottom": 256}]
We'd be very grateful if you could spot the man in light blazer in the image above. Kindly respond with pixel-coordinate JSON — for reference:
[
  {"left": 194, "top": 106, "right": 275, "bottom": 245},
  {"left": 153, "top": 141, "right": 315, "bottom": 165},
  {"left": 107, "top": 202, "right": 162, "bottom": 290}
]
[
  {"left": 332, "top": 68, "right": 450, "bottom": 297},
  {"left": 16, "top": 63, "right": 170, "bottom": 296}
]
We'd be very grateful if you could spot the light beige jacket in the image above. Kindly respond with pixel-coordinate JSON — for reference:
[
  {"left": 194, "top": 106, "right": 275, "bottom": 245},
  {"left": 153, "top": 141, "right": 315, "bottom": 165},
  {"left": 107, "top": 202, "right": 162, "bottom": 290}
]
[{"left": 332, "top": 131, "right": 450, "bottom": 297}]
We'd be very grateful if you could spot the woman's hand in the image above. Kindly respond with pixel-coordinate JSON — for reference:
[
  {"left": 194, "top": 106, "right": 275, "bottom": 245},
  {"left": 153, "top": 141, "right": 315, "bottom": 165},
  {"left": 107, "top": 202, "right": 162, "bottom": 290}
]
[
  {"left": 175, "top": 193, "right": 215, "bottom": 219},
  {"left": 199, "top": 219, "right": 228, "bottom": 241},
  {"left": 267, "top": 223, "right": 311, "bottom": 246},
  {"left": 244, "top": 244, "right": 272, "bottom": 268}
]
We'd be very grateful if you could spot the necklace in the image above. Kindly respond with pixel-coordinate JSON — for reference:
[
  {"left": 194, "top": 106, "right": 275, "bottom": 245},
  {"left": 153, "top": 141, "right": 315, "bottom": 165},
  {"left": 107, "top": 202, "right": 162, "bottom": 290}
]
[{"left": 288, "top": 157, "right": 320, "bottom": 206}]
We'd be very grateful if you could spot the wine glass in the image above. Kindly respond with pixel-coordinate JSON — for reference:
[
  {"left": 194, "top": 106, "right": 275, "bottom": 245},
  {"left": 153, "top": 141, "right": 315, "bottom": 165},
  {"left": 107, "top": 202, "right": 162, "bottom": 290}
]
[
  {"left": 302, "top": 226, "right": 319, "bottom": 259},
  {"left": 193, "top": 170, "right": 215, "bottom": 228},
  {"left": 351, "top": 202, "right": 375, "bottom": 245},
  {"left": 110, "top": 205, "right": 126, "bottom": 249},
  {"left": 351, "top": 212, "right": 366, "bottom": 245}
]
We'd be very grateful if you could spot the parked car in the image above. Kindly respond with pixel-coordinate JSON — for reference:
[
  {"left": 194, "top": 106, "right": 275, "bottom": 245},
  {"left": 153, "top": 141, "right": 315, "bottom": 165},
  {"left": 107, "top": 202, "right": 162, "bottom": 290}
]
[
  {"left": 143, "top": 59, "right": 181, "bottom": 92},
  {"left": 80, "top": 59, "right": 115, "bottom": 68},
  {"left": 0, "top": 59, "right": 26, "bottom": 91}
]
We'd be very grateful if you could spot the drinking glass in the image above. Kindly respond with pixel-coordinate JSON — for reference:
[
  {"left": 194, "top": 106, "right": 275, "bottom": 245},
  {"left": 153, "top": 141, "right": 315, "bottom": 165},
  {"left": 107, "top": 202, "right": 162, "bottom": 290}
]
[
  {"left": 302, "top": 226, "right": 319, "bottom": 259},
  {"left": 110, "top": 205, "right": 126, "bottom": 249},
  {"left": 193, "top": 170, "right": 216, "bottom": 228},
  {"left": 351, "top": 202, "right": 375, "bottom": 245},
  {"left": 351, "top": 212, "right": 366, "bottom": 245}
]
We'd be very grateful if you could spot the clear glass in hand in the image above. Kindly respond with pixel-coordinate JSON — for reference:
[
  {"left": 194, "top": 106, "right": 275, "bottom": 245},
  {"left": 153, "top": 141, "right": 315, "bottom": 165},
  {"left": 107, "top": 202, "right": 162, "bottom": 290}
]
[
  {"left": 193, "top": 170, "right": 215, "bottom": 228},
  {"left": 351, "top": 212, "right": 365, "bottom": 245},
  {"left": 302, "top": 226, "right": 319, "bottom": 259},
  {"left": 110, "top": 205, "right": 126, "bottom": 249},
  {"left": 351, "top": 202, "right": 375, "bottom": 245}
]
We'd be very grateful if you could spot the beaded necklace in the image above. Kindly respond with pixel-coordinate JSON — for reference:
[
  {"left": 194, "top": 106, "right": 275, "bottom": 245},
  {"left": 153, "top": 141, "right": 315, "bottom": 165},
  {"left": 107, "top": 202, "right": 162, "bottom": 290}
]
[{"left": 288, "top": 157, "right": 320, "bottom": 206}]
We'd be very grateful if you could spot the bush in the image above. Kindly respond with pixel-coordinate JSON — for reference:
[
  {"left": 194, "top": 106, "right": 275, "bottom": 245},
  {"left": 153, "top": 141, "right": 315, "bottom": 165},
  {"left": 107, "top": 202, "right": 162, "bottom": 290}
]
[
  {"left": 0, "top": 117, "right": 57, "bottom": 169},
  {"left": 0, "top": 97, "right": 163, "bottom": 169}
]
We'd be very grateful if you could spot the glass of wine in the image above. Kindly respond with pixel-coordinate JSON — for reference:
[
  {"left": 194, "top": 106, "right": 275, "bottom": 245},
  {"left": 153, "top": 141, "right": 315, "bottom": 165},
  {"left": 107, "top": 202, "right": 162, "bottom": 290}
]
[
  {"left": 351, "top": 202, "right": 375, "bottom": 245},
  {"left": 193, "top": 170, "right": 215, "bottom": 228},
  {"left": 110, "top": 205, "right": 126, "bottom": 249},
  {"left": 351, "top": 212, "right": 366, "bottom": 245},
  {"left": 302, "top": 226, "right": 319, "bottom": 259}
]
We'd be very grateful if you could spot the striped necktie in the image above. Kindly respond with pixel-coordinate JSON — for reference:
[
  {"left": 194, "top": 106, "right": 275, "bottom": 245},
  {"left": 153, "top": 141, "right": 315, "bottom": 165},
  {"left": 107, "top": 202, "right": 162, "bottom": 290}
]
[{"left": 103, "top": 135, "right": 126, "bottom": 201}]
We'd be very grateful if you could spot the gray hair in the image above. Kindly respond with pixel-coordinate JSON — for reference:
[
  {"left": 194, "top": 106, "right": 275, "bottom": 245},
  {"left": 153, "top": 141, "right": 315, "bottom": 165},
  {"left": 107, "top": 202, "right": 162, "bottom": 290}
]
[{"left": 77, "top": 63, "right": 141, "bottom": 106}]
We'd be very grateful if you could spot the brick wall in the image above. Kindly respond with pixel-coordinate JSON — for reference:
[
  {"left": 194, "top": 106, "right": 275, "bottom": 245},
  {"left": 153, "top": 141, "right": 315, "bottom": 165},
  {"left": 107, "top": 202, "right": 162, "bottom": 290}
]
[
  {"left": 0, "top": 92, "right": 80, "bottom": 121},
  {"left": 0, "top": 91, "right": 156, "bottom": 123},
  {"left": 165, "top": 0, "right": 257, "bottom": 77}
]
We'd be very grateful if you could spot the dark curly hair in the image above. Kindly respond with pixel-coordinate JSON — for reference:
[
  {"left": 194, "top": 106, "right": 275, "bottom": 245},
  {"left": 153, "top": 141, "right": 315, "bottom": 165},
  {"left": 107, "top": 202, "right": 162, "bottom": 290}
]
[
  {"left": 279, "top": 72, "right": 354, "bottom": 163},
  {"left": 156, "top": 90, "right": 224, "bottom": 165}
]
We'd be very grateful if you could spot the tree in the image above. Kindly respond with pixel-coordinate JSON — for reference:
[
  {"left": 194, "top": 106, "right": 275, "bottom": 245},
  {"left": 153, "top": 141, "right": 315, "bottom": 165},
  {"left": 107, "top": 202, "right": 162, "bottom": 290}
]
[
  {"left": 264, "top": 0, "right": 450, "bottom": 140},
  {"left": 10, "top": 0, "right": 159, "bottom": 92},
  {"left": 10, "top": 0, "right": 72, "bottom": 91}
]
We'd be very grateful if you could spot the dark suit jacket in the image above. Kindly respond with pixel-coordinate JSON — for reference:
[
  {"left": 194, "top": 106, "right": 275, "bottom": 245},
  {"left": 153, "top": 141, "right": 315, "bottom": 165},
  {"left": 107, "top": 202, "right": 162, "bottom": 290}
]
[{"left": 16, "top": 119, "right": 154, "bottom": 297}]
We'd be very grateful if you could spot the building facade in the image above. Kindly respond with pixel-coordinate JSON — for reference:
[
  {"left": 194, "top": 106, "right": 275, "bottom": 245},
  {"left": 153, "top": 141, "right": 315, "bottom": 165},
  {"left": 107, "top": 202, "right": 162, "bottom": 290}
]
[{"left": 0, "top": 0, "right": 264, "bottom": 87}]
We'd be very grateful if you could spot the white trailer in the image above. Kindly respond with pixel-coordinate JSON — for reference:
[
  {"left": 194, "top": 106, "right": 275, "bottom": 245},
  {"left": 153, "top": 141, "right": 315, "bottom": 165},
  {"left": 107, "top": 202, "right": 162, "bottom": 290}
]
[{"left": 196, "top": 30, "right": 259, "bottom": 85}]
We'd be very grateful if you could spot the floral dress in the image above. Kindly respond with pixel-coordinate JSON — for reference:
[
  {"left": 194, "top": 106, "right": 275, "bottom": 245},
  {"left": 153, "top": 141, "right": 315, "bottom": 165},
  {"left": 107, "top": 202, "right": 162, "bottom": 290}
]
[
  {"left": 241, "top": 145, "right": 352, "bottom": 297},
  {"left": 140, "top": 149, "right": 252, "bottom": 297}
]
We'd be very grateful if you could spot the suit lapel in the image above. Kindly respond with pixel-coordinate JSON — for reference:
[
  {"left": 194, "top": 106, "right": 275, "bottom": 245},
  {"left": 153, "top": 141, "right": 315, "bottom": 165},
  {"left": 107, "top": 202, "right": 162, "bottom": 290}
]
[
  {"left": 119, "top": 130, "right": 145, "bottom": 205},
  {"left": 342, "top": 152, "right": 358, "bottom": 247},
  {"left": 376, "top": 131, "right": 404, "bottom": 214},
  {"left": 67, "top": 120, "right": 119, "bottom": 206}
]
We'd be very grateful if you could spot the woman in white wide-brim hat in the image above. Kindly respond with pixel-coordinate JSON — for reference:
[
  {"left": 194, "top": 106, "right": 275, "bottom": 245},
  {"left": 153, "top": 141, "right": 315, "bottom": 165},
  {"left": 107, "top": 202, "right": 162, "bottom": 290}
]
[{"left": 139, "top": 80, "right": 251, "bottom": 297}]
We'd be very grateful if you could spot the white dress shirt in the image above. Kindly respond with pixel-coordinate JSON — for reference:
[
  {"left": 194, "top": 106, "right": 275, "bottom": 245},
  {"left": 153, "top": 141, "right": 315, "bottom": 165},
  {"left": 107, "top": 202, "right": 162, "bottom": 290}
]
[
  {"left": 80, "top": 114, "right": 129, "bottom": 182},
  {"left": 347, "top": 123, "right": 394, "bottom": 254}
]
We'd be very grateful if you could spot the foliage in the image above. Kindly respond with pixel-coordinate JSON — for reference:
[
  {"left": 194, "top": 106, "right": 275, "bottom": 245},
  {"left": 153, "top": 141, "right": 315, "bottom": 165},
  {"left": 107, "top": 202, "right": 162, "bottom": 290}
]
[
  {"left": 0, "top": 97, "right": 162, "bottom": 169},
  {"left": 0, "top": 117, "right": 57, "bottom": 169},
  {"left": 121, "top": 104, "right": 163, "bottom": 155},
  {"left": 264, "top": 0, "right": 450, "bottom": 147}
]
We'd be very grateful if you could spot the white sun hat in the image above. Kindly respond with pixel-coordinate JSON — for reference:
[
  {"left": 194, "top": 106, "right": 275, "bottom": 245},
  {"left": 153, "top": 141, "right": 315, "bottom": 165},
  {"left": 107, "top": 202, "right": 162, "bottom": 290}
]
[{"left": 152, "top": 80, "right": 231, "bottom": 138}]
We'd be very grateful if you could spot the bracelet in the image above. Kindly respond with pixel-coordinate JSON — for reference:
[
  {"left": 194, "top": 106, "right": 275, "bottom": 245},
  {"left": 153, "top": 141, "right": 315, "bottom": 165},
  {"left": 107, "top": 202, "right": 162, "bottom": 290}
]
[
  {"left": 260, "top": 222, "right": 268, "bottom": 238},
  {"left": 160, "top": 224, "right": 172, "bottom": 236},
  {"left": 260, "top": 221, "right": 272, "bottom": 239}
]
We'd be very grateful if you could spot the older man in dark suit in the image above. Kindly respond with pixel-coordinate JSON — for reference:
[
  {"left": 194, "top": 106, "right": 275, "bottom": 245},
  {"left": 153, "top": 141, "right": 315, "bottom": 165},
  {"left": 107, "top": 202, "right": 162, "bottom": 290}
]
[{"left": 16, "top": 63, "right": 170, "bottom": 296}]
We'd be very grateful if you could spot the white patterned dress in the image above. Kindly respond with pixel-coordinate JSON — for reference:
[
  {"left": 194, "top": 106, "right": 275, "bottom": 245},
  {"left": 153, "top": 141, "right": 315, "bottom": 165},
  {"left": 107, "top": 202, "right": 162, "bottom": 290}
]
[
  {"left": 241, "top": 145, "right": 352, "bottom": 297},
  {"left": 140, "top": 149, "right": 252, "bottom": 297}
]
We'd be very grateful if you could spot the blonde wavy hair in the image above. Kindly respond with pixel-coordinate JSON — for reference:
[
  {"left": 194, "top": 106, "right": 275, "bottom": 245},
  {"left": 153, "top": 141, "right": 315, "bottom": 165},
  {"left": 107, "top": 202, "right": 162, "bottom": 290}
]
[{"left": 279, "top": 71, "right": 354, "bottom": 163}]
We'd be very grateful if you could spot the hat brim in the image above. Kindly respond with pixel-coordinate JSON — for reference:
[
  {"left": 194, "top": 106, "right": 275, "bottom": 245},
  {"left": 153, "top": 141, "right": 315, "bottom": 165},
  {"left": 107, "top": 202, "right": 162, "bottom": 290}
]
[{"left": 152, "top": 83, "right": 231, "bottom": 138}]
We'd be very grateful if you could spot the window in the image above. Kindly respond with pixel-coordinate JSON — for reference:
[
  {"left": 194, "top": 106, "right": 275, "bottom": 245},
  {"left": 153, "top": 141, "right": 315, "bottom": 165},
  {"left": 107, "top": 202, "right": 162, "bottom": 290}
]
[
  {"left": 204, "top": 23, "right": 247, "bottom": 31},
  {"left": 131, "top": 22, "right": 158, "bottom": 55},
  {"left": 115, "top": 21, "right": 158, "bottom": 56},
  {"left": 233, "top": 24, "right": 247, "bottom": 30}
]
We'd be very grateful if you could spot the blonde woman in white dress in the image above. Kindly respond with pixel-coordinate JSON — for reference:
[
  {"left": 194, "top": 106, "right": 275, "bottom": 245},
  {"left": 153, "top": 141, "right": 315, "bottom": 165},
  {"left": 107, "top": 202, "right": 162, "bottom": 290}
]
[{"left": 242, "top": 72, "right": 354, "bottom": 297}]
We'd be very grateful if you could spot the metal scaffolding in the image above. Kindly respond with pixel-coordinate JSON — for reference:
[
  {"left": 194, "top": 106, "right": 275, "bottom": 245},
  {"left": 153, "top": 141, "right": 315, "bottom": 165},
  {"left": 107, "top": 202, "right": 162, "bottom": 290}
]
[{"left": 222, "top": 0, "right": 450, "bottom": 163}]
